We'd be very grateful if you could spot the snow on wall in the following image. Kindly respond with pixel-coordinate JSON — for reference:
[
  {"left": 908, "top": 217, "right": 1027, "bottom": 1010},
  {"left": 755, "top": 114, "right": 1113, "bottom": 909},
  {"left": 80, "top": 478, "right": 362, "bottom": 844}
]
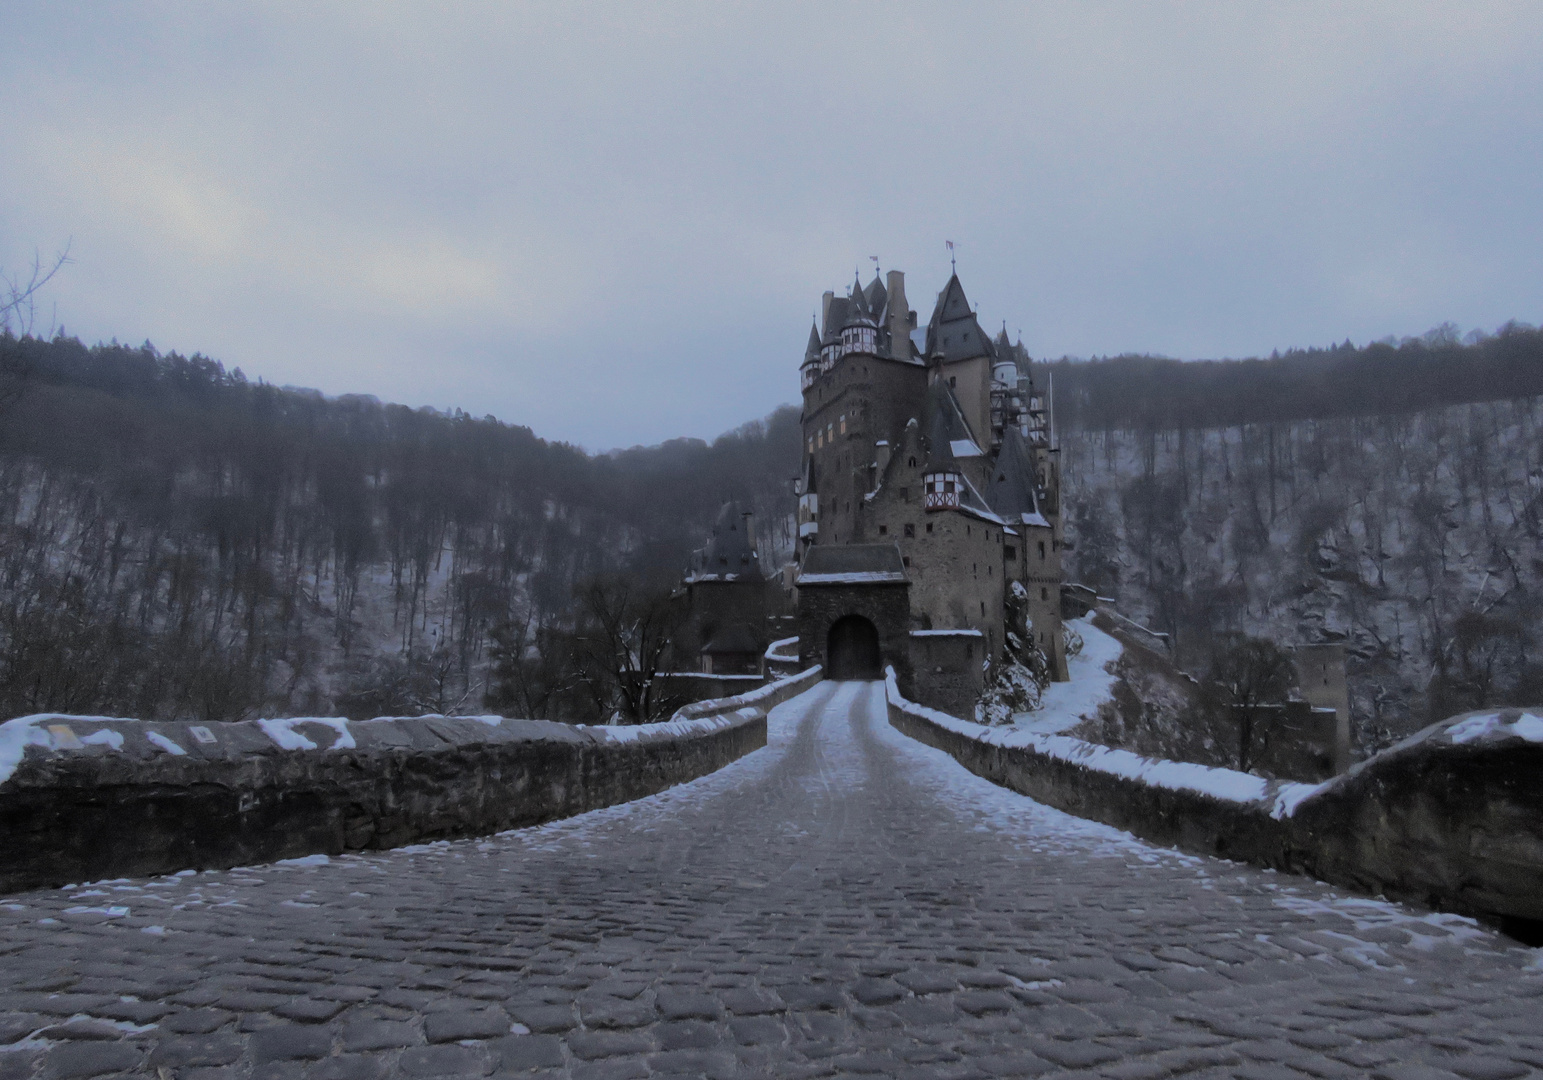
[{"left": 888, "top": 667, "right": 1321, "bottom": 816}]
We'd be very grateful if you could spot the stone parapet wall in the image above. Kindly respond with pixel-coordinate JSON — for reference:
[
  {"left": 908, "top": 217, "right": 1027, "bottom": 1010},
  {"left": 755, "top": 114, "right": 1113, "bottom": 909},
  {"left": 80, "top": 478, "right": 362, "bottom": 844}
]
[
  {"left": 668, "top": 666, "right": 822, "bottom": 723},
  {"left": 0, "top": 669, "right": 821, "bottom": 894},
  {"left": 885, "top": 669, "right": 1543, "bottom": 931},
  {"left": 655, "top": 672, "right": 767, "bottom": 707}
]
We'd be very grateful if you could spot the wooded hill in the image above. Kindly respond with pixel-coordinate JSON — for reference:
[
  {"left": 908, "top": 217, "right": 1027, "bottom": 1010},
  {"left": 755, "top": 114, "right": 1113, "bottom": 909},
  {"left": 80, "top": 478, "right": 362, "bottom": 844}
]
[
  {"left": 1043, "top": 321, "right": 1543, "bottom": 432},
  {"left": 0, "top": 333, "right": 798, "bottom": 723},
  {"left": 2, "top": 322, "right": 1540, "bottom": 734}
]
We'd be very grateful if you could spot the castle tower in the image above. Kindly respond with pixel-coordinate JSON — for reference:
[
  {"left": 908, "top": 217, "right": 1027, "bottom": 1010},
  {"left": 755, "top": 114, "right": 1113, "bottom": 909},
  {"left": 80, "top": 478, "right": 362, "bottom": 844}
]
[{"left": 925, "top": 274, "right": 996, "bottom": 448}]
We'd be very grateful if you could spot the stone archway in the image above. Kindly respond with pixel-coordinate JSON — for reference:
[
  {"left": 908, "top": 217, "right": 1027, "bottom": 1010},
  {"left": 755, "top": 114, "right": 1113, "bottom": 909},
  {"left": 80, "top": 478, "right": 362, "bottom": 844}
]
[{"left": 827, "top": 614, "right": 882, "bottom": 681}]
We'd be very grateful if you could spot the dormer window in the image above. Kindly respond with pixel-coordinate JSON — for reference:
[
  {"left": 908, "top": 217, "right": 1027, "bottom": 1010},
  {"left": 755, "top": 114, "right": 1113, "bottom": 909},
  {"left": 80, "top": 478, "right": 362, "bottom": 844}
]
[{"left": 923, "top": 470, "right": 962, "bottom": 512}]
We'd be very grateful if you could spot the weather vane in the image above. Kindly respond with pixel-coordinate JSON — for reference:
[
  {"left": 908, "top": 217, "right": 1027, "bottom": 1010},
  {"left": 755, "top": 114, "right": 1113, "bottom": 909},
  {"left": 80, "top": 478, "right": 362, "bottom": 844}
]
[{"left": 946, "top": 239, "right": 955, "bottom": 274}]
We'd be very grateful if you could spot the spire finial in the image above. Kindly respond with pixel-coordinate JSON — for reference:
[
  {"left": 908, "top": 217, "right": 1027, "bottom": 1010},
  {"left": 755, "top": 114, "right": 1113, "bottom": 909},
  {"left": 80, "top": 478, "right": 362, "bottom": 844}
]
[{"left": 946, "top": 239, "right": 955, "bottom": 274}]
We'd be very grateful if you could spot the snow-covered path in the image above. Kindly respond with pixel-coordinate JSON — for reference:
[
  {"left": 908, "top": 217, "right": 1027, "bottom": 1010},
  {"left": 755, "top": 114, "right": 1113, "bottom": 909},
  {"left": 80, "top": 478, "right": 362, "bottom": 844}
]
[{"left": 1, "top": 682, "right": 1539, "bottom": 1079}]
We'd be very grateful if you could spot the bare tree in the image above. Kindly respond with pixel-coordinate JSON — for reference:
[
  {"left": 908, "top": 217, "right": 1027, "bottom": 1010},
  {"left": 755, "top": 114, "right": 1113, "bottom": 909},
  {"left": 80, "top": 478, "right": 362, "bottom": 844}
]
[
  {"left": 1, "top": 243, "right": 71, "bottom": 336},
  {"left": 1208, "top": 635, "right": 1295, "bottom": 772},
  {"left": 1, "top": 242, "right": 71, "bottom": 414},
  {"left": 570, "top": 576, "right": 688, "bottom": 725}
]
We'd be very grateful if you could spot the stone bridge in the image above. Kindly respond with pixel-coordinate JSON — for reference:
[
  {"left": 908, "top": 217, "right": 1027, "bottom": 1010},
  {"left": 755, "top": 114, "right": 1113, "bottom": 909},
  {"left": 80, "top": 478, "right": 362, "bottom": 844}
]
[{"left": 1, "top": 682, "right": 1539, "bottom": 1080}]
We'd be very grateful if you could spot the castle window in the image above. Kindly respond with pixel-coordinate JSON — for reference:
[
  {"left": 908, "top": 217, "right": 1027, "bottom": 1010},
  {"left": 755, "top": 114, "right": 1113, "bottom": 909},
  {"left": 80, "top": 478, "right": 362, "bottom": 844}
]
[
  {"left": 1038, "top": 541, "right": 1046, "bottom": 560},
  {"left": 1004, "top": 545, "right": 1016, "bottom": 560},
  {"left": 980, "top": 602, "right": 985, "bottom": 616},
  {"left": 1041, "top": 587, "right": 1048, "bottom": 600},
  {"left": 908, "top": 456, "right": 915, "bottom": 467},
  {"left": 878, "top": 524, "right": 887, "bottom": 535},
  {"left": 926, "top": 522, "right": 933, "bottom": 534},
  {"left": 839, "top": 415, "right": 847, "bottom": 434},
  {"left": 902, "top": 556, "right": 910, "bottom": 567},
  {"left": 807, "top": 437, "right": 813, "bottom": 453},
  {"left": 949, "top": 376, "right": 956, "bottom": 388},
  {"left": 904, "top": 523, "right": 914, "bottom": 538},
  {"left": 901, "top": 487, "right": 909, "bottom": 502}
]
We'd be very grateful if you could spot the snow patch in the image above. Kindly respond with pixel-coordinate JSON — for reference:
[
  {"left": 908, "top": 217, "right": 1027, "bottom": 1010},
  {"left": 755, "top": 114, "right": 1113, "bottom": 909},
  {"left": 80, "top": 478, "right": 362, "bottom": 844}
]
[
  {"left": 1013, "top": 615, "right": 1122, "bottom": 735},
  {"left": 80, "top": 730, "right": 124, "bottom": 751},
  {"left": 275, "top": 854, "right": 331, "bottom": 868},
  {"left": 1448, "top": 711, "right": 1543, "bottom": 745},
  {"left": 892, "top": 667, "right": 1282, "bottom": 808},
  {"left": 1, "top": 714, "right": 134, "bottom": 786},
  {"left": 1271, "top": 781, "right": 1328, "bottom": 820},
  {"left": 145, "top": 731, "right": 186, "bottom": 756},
  {"left": 797, "top": 571, "right": 908, "bottom": 585},
  {"left": 257, "top": 717, "right": 356, "bottom": 751}
]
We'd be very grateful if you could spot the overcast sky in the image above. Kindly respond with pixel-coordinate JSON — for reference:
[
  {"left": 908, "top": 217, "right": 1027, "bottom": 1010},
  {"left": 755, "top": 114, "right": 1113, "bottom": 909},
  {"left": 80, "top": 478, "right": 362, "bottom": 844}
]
[{"left": 4, "top": 4, "right": 1541, "bottom": 450}]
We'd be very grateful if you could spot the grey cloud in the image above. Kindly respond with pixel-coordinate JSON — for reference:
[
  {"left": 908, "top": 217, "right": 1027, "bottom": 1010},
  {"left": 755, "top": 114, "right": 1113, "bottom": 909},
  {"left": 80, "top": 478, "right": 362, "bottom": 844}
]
[{"left": 2, "top": 2, "right": 1540, "bottom": 448}]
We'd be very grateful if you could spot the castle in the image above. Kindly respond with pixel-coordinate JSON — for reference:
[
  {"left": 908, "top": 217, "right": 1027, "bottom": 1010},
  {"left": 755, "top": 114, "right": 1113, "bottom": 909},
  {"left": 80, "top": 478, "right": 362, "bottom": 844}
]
[
  {"left": 791, "top": 267, "right": 1068, "bottom": 714},
  {"left": 675, "top": 267, "right": 1069, "bottom": 716}
]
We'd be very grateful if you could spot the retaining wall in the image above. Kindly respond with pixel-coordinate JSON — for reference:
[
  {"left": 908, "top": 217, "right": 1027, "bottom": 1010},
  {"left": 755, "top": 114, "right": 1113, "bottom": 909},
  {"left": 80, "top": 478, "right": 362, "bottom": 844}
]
[
  {"left": 886, "top": 670, "right": 1543, "bottom": 930},
  {"left": 0, "top": 668, "right": 822, "bottom": 894}
]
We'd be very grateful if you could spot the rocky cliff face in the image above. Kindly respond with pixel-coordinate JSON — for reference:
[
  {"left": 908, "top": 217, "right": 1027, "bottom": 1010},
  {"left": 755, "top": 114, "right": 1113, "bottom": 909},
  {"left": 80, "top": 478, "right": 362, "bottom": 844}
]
[{"left": 1060, "top": 399, "right": 1543, "bottom": 749}]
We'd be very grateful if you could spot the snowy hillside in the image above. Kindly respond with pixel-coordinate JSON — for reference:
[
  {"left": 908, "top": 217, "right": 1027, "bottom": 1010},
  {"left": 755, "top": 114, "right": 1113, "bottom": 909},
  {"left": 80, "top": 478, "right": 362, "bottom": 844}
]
[{"left": 1060, "top": 398, "right": 1543, "bottom": 745}]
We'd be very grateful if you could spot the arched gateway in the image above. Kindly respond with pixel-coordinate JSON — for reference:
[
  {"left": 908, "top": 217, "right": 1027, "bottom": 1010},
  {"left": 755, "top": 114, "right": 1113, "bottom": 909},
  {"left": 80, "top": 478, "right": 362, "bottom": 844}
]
[
  {"left": 827, "top": 615, "right": 882, "bottom": 680},
  {"left": 794, "top": 543, "right": 912, "bottom": 689}
]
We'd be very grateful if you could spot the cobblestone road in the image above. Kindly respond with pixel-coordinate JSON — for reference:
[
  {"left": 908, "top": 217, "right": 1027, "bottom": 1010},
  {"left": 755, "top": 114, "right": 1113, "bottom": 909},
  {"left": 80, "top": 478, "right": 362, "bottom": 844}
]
[{"left": 2, "top": 681, "right": 1540, "bottom": 1080}]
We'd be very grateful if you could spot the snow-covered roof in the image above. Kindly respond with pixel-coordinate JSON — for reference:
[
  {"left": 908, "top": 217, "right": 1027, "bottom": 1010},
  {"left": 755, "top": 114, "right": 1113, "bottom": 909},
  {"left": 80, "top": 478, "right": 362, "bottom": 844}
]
[
  {"left": 798, "top": 571, "right": 908, "bottom": 585},
  {"left": 910, "top": 629, "right": 984, "bottom": 637},
  {"left": 796, "top": 543, "right": 908, "bottom": 587}
]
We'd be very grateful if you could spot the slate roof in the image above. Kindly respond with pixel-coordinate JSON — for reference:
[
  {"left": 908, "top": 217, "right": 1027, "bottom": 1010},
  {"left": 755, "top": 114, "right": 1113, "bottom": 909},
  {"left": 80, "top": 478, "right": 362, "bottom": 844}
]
[
  {"left": 701, "top": 622, "right": 763, "bottom": 655},
  {"left": 796, "top": 543, "right": 909, "bottom": 586},
  {"left": 686, "top": 501, "right": 764, "bottom": 582},
  {"left": 865, "top": 272, "right": 887, "bottom": 318},
  {"left": 922, "top": 380, "right": 984, "bottom": 471},
  {"left": 842, "top": 285, "right": 876, "bottom": 329},
  {"left": 804, "top": 321, "right": 821, "bottom": 362},
  {"left": 822, "top": 296, "right": 850, "bottom": 344},
  {"left": 925, "top": 273, "right": 996, "bottom": 364},
  {"left": 986, "top": 424, "right": 1047, "bottom": 525}
]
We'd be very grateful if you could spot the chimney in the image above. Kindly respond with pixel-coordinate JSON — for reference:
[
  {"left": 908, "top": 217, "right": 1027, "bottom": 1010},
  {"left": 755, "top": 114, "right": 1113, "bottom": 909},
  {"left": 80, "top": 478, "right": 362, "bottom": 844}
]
[
  {"left": 820, "top": 291, "right": 835, "bottom": 338},
  {"left": 886, "top": 271, "right": 909, "bottom": 359}
]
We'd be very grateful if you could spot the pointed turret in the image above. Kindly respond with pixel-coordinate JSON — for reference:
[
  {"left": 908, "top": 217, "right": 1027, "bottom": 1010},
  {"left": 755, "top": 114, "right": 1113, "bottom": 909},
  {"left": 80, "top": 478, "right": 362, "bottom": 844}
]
[
  {"left": 925, "top": 273, "right": 993, "bottom": 363},
  {"left": 921, "top": 381, "right": 969, "bottom": 512},
  {"left": 839, "top": 273, "right": 878, "bottom": 357},
  {"left": 801, "top": 320, "right": 822, "bottom": 390},
  {"left": 865, "top": 272, "right": 887, "bottom": 320},
  {"left": 687, "top": 501, "right": 763, "bottom": 582},
  {"left": 797, "top": 456, "right": 819, "bottom": 547},
  {"left": 986, "top": 425, "right": 1046, "bottom": 525}
]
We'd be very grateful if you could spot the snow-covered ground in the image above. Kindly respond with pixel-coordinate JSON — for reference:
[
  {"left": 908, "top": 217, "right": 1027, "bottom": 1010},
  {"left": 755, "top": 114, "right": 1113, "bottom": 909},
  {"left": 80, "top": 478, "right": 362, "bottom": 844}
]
[{"left": 1012, "top": 614, "right": 1123, "bottom": 734}]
